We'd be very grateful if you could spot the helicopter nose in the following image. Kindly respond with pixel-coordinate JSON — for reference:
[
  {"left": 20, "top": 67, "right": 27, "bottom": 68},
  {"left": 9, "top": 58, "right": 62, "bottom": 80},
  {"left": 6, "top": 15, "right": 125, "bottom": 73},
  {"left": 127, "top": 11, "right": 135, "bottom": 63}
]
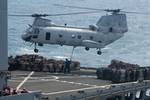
[{"left": 21, "top": 33, "right": 31, "bottom": 42}]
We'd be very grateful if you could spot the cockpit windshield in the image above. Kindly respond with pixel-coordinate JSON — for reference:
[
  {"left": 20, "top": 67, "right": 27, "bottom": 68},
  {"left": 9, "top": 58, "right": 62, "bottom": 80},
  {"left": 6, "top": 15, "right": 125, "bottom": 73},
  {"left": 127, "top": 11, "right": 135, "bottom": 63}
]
[
  {"left": 33, "top": 28, "right": 40, "bottom": 34},
  {"left": 26, "top": 27, "right": 32, "bottom": 34}
]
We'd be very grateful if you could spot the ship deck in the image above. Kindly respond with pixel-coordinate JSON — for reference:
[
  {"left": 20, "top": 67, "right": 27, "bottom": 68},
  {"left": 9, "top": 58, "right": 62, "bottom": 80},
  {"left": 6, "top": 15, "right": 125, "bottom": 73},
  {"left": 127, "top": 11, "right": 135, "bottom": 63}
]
[{"left": 8, "top": 70, "right": 111, "bottom": 100}]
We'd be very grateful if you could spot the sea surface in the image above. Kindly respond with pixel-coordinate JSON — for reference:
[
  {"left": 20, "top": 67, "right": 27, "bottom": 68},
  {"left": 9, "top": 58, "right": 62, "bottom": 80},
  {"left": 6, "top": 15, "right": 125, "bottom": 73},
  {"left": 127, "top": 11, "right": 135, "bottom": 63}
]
[{"left": 8, "top": 0, "right": 150, "bottom": 67}]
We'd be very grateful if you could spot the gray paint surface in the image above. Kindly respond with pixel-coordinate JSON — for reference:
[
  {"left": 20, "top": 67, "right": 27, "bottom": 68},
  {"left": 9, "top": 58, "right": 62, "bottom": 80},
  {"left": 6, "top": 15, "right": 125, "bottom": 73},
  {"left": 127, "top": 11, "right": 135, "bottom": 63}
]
[
  {"left": 0, "top": 0, "right": 8, "bottom": 70},
  {"left": 0, "top": 92, "right": 41, "bottom": 100}
]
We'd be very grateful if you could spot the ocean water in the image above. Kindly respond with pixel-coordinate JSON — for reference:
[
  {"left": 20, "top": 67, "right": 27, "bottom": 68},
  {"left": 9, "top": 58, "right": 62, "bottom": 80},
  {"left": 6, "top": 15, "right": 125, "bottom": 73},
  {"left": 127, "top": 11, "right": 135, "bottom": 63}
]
[{"left": 8, "top": 0, "right": 150, "bottom": 67}]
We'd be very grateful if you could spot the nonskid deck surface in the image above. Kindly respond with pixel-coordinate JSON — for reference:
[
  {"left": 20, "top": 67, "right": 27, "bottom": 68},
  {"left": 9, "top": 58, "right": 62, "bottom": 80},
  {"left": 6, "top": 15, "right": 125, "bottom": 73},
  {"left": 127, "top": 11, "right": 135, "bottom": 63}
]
[{"left": 8, "top": 71, "right": 111, "bottom": 100}]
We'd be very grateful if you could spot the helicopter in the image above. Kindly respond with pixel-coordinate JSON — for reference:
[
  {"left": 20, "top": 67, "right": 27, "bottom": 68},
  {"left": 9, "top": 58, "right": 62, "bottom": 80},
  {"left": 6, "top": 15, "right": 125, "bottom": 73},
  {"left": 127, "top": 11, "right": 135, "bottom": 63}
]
[{"left": 9, "top": 4, "right": 146, "bottom": 55}]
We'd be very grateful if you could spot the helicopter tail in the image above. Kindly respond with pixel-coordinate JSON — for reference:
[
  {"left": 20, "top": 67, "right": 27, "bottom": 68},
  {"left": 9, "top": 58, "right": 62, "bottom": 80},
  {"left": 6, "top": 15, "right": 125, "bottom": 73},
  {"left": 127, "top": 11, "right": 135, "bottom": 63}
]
[{"left": 96, "top": 13, "right": 128, "bottom": 33}]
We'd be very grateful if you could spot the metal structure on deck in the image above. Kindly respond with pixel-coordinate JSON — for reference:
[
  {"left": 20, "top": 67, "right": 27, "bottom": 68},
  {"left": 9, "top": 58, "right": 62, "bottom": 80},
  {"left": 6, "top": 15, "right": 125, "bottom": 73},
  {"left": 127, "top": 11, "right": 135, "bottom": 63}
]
[
  {"left": 0, "top": 0, "right": 41, "bottom": 100},
  {"left": 0, "top": 0, "right": 9, "bottom": 91},
  {"left": 59, "top": 80, "right": 150, "bottom": 100}
]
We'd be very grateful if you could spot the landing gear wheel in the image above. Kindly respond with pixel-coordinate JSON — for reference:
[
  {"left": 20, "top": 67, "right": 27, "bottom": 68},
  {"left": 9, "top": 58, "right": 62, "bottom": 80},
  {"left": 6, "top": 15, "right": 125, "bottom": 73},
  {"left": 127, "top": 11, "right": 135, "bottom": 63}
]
[
  {"left": 85, "top": 47, "right": 90, "bottom": 51},
  {"left": 34, "top": 48, "right": 39, "bottom": 53},
  {"left": 97, "top": 50, "right": 102, "bottom": 55}
]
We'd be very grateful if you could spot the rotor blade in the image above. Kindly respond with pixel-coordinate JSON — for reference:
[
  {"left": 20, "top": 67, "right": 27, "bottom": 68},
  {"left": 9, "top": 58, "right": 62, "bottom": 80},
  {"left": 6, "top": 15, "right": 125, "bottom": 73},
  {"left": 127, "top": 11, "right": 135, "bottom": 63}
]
[
  {"left": 8, "top": 14, "right": 32, "bottom": 17},
  {"left": 54, "top": 4, "right": 105, "bottom": 11},
  {"left": 121, "top": 11, "right": 150, "bottom": 15},
  {"left": 46, "top": 11, "right": 102, "bottom": 16},
  {"left": 54, "top": 4, "right": 150, "bottom": 15},
  {"left": 8, "top": 11, "right": 102, "bottom": 17},
  {"left": 8, "top": 14, "right": 48, "bottom": 17}
]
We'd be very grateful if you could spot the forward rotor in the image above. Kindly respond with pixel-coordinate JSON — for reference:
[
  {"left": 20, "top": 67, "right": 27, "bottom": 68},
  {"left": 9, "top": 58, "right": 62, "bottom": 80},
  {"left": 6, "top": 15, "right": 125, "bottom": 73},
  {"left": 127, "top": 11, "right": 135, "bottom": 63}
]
[{"left": 8, "top": 11, "right": 103, "bottom": 18}]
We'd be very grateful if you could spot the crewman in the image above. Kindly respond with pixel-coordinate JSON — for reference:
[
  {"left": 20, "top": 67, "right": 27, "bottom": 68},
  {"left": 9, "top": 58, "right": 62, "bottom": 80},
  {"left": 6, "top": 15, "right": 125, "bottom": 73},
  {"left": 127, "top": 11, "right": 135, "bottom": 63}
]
[{"left": 64, "top": 59, "right": 71, "bottom": 73}]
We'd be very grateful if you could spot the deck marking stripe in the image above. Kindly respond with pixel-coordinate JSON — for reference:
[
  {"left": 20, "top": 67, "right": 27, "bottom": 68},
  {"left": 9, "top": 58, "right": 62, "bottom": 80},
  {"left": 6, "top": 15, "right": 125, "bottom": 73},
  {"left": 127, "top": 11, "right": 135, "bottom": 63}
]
[
  {"left": 16, "top": 71, "right": 34, "bottom": 91},
  {"left": 54, "top": 79, "right": 97, "bottom": 87},
  {"left": 42, "top": 85, "right": 111, "bottom": 95}
]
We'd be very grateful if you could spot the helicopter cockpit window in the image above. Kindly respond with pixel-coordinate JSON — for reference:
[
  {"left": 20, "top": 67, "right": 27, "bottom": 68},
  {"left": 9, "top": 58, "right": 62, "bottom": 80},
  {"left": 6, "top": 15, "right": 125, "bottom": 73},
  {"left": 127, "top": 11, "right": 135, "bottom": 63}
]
[
  {"left": 32, "top": 35, "right": 38, "bottom": 39},
  {"left": 72, "top": 34, "right": 76, "bottom": 39},
  {"left": 77, "top": 35, "right": 82, "bottom": 39},
  {"left": 34, "top": 28, "right": 40, "bottom": 34},
  {"left": 109, "top": 27, "right": 113, "bottom": 32},
  {"left": 90, "top": 36, "right": 94, "bottom": 40},
  {"left": 46, "top": 32, "right": 51, "bottom": 40},
  {"left": 26, "top": 27, "right": 32, "bottom": 34},
  {"left": 98, "top": 41, "right": 102, "bottom": 43},
  {"left": 59, "top": 34, "right": 63, "bottom": 38}
]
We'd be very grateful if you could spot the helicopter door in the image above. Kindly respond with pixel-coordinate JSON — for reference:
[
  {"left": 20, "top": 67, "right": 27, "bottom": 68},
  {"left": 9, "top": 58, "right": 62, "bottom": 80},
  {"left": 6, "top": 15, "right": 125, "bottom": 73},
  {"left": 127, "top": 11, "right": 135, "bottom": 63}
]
[
  {"left": 46, "top": 32, "right": 51, "bottom": 40},
  {"left": 32, "top": 28, "right": 39, "bottom": 39}
]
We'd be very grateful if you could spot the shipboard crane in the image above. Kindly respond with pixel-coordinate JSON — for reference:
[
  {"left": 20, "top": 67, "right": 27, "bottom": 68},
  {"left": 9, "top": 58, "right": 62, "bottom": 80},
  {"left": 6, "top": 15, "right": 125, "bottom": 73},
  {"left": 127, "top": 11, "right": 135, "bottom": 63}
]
[{"left": 9, "top": 4, "right": 148, "bottom": 56}]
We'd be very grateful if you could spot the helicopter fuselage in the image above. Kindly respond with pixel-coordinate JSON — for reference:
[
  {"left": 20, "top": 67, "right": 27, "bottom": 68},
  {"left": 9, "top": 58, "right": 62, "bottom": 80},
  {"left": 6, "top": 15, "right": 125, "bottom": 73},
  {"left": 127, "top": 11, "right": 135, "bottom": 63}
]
[
  {"left": 22, "top": 25, "right": 124, "bottom": 51},
  {"left": 21, "top": 13, "right": 127, "bottom": 54}
]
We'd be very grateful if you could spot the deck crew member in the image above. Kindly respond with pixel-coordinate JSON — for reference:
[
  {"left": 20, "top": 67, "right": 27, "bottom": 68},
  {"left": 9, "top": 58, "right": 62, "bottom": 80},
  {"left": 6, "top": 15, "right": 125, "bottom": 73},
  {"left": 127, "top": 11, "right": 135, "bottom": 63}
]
[{"left": 64, "top": 59, "right": 71, "bottom": 73}]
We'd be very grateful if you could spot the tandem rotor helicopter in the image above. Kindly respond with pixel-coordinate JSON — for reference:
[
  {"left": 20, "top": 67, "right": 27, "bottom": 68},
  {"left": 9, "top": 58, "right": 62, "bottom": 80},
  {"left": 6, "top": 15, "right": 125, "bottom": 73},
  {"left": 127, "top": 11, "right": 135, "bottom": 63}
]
[{"left": 9, "top": 4, "right": 148, "bottom": 55}]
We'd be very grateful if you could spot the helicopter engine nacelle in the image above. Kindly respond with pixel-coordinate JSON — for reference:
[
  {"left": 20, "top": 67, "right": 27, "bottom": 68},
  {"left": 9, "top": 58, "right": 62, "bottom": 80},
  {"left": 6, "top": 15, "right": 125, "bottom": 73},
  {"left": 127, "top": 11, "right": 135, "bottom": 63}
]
[
  {"left": 96, "top": 14, "right": 128, "bottom": 33},
  {"left": 33, "top": 17, "right": 55, "bottom": 27}
]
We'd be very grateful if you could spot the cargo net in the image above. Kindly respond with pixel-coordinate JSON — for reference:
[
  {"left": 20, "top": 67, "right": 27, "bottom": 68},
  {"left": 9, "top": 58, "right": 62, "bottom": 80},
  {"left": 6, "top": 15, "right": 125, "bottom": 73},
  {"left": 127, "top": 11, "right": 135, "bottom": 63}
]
[
  {"left": 8, "top": 54, "right": 80, "bottom": 73},
  {"left": 96, "top": 60, "right": 150, "bottom": 83}
]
